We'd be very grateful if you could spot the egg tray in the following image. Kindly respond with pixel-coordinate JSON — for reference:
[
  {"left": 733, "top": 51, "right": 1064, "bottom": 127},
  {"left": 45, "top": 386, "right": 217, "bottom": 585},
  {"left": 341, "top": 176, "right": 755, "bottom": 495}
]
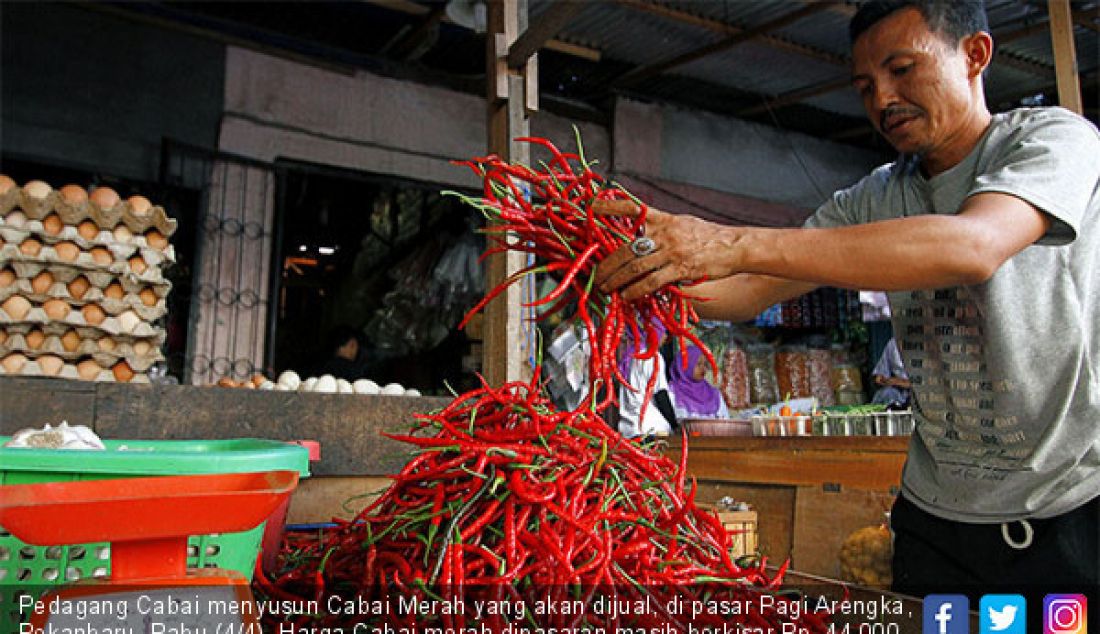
[
  {"left": 0, "top": 299, "right": 162, "bottom": 338},
  {"left": 0, "top": 325, "right": 165, "bottom": 369},
  {"left": 0, "top": 185, "right": 177, "bottom": 237},
  {"left": 3, "top": 260, "right": 172, "bottom": 295},
  {"left": 0, "top": 226, "right": 173, "bottom": 273},
  {"left": 2, "top": 320, "right": 166, "bottom": 345},
  {"left": 0, "top": 282, "right": 169, "bottom": 322},
  {"left": 0, "top": 354, "right": 150, "bottom": 383},
  {"left": 0, "top": 244, "right": 170, "bottom": 289},
  {"left": 0, "top": 336, "right": 163, "bottom": 372},
  {"left": 0, "top": 220, "right": 175, "bottom": 262}
]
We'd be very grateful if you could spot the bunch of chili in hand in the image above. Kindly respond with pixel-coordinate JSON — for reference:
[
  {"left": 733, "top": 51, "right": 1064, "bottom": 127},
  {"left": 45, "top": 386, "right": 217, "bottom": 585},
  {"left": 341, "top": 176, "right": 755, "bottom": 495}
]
[
  {"left": 255, "top": 376, "right": 829, "bottom": 633},
  {"left": 448, "top": 134, "right": 716, "bottom": 412}
]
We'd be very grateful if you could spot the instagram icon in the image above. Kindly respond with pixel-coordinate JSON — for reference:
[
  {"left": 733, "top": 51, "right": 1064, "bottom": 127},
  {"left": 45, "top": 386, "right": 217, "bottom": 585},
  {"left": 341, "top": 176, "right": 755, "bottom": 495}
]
[{"left": 1045, "top": 595, "right": 1087, "bottom": 634}]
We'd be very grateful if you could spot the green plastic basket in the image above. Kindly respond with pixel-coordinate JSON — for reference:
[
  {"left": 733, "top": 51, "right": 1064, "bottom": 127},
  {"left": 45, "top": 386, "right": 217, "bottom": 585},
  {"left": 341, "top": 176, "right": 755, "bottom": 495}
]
[{"left": 0, "top": 438, "right": 310, "bottom": 584}]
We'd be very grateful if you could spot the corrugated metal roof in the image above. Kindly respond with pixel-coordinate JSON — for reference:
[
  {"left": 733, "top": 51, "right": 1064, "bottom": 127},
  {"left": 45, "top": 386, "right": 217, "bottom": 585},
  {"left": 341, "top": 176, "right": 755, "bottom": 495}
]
[{"left": 110, "top": 0, "right": 1100, "bottom": 148}]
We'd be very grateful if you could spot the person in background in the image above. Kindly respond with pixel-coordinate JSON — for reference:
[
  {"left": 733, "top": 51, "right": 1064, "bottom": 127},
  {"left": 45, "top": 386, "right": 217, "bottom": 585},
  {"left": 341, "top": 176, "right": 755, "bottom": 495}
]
[
  {"left": 617, "top": 322, "right": 677, "bottom": 438},
  {"left": 595, "top": 0, "right": 1099, "bottom": 604},
  {"left": 871, "top": 338, "right": 911, "bottom": 407},
  {"left": 318, "top": 325, "right": 369, "bottom": 381},
  {"left": 667, "top": 344, "right": 731, "bottom": 421}
]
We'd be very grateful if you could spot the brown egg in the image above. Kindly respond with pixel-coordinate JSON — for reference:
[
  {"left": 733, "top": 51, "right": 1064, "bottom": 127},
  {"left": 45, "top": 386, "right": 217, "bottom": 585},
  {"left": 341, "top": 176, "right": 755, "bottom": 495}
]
[
  {"left": 43, "top": 298, "right": 70, "bottom": 321},
  {"left": 76, "top": 358, "right": 102, "bottom": 380},
  {"left": 0, "top": 330, "right": 7, "bottom": 346},
  {"left": 104, "top": 283, "right": 124, "bottom": 300},
  {"left": 31, "top": 271, "right": 54, "bottom": 295},
  {"left": 67, "top": 276, "right": 90, "bottom": 300},
  {"left": 111, "top": 360, "right": 134, "bottom": 383},
  {"left": 59, "top": 184, "right": 89, "bottom": 205},
  {"left": 128, "top": 256, "right": 147, "bottom": 275},
  {"left": 128, "top": 195, "right": 153, "bottom": 216},
  {"left": 23, "top": 180, "right": 52, "bottom": 200},
  {"left": 251, "top": 373, "right": 267, "bottom": 388},
  {"left": 4, "top": 210, "right": 27, "bottom": 229},
  {"left": 1, "top": 353, "right": 28, "bottom": 374},
  {"left": 145, "top": 230, "right": 168, "bottom": 250},
  {"left": 81, "top": 303, "right": 106, "bottom": 326},
  {"left": 77, "top": 220, "right": 100, "bottom": 241},
  {"left": 41, "top": 214, "right": 63, "bottom": 236},
  {"left": 60, "top": 329, "right": 81, "bottom": 352},
  {"left": 90, "top": 247, "right": 113, "bottom": 267},
  {"left": 97, "top": 336, "right": 117, "bottom": 352},
  {"left": 1, "top": 296, "right": 31, "bottom": 320},
  {"left": 24, "top": 329, "right": 45, "bottom": 350},
  {"left": 0, "top": 174, "right": 16, "bottom": 195},
  {"left": 139, "top": 287, "right": 158, "bottom": 306},
  {"left": 54, "top": 241, "right": 80, "bottom": 262},
  {"left": 19, "top": 238, "right": 42, "bottom": 257},
  {"left": 216, "top": 377, "right": 239, "bottom": 388},
  {"left": 112, "top": 224, "right": 132, "bottom": 243},
  {"left": 37, "top": 354, "right": 64, "bottom": 376},
  {"left": 0, "top": 268, "right": 15, "bottom": 287},
  {"left": 132, "top": 340, "right": 152, "bottom": 356},
  {"left": 89, "top": 187, "right": 120, "bottom": 210}
]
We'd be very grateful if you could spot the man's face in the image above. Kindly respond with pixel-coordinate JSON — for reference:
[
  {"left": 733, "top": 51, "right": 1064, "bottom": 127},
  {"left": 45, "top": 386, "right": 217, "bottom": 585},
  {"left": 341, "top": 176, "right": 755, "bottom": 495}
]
[{"left": 851, "top": 8, "right": 977, "bottom": 157}]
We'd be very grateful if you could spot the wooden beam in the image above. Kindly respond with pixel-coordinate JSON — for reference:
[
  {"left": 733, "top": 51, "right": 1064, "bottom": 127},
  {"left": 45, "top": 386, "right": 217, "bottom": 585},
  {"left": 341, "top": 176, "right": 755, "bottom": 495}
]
[
  {"left": 507, "top": 1, "right": 583, "bottom": 68},
  {"left": 381, "top": 4, "right": 447, "bottom": 60},
  {"left": 1073, "top": 7, "right": 1100, "bottom": 33},
  {"left": 366, "top": 0, "right": 600, "bottom": 62},
  {"left": 614, "top": 0, "right": 849, "bottom": 67},
  {"left": 483, "top": 0, "right": 531, "bottom": 385},
  {"left": 996, "top": 18, "right": 1052, "bottom": 45},
  {"left": 736, "top": 76, "right": 852, "bottom": 117},
  {"left": 614, "top": 3, "right": 832, "bottom": 88},
  {"left": 1048, "top": 0, "right": 1084, "bottom": 114}
]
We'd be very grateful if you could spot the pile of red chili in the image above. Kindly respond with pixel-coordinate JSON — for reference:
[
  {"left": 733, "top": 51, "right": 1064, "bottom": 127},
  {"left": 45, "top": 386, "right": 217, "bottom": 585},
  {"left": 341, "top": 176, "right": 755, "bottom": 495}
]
[
  {"left": 451, "top": 135, "right": 715, "bottom": 411},
  {"left": 256, "top": 374, "right": 827, "bottom": 632},
  {"left": 255, "top": 136, "right": 830, "bottom": 633}
]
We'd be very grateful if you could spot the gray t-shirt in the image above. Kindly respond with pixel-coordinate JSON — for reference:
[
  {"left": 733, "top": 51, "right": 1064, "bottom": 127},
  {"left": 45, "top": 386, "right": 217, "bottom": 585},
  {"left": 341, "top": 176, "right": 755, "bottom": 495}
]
[{"left": 805, "top": 107, "right": 1100, "bottom": 522}]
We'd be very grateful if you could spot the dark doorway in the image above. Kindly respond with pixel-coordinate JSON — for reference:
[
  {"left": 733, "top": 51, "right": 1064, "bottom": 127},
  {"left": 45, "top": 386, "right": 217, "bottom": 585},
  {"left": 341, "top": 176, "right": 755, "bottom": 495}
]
[{"left": 271, "top": 160, "right": 483, "bottom": 395}]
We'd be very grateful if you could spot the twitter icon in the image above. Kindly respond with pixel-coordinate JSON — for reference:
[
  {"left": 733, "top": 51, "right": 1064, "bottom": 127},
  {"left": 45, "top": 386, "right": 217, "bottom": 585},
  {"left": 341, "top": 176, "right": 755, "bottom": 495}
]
[{"left": 981, "top": 595, "right": 1026, "bottom": 634}]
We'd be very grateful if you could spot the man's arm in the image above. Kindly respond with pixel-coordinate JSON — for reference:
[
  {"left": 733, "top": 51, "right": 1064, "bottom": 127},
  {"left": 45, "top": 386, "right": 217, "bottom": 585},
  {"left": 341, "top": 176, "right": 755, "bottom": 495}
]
[
  {"left": 596, "top": 192, "right": 1051, "bottom": 300},
  {"left": 688, "top": 275, "right": 817, "bottom": 322}
]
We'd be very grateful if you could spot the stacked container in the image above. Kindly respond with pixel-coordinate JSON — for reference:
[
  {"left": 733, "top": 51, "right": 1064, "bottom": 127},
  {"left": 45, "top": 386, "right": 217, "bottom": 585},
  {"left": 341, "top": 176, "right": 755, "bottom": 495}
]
[{"left": 0, "top": 176, "right": 176, "bottom": 383}]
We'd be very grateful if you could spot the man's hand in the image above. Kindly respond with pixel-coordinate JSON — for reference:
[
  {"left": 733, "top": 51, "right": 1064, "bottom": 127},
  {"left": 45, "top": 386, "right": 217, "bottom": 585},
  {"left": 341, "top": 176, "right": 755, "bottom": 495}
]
[{"left": 593, "top": 199, "right": 743, "bottom": 301}]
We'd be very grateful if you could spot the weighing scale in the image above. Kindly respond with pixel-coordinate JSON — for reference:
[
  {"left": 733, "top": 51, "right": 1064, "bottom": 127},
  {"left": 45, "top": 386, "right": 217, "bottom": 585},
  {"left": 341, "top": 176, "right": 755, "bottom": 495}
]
[{"left": 0, "top": 470, "right": 298, "bottom": 631}]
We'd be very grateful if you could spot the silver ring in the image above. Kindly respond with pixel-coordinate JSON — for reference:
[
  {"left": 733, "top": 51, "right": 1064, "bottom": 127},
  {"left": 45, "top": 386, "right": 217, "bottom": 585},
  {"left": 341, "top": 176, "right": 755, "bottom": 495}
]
[{"left": 630, "top": 236, "right": 657, "bottom": 257}]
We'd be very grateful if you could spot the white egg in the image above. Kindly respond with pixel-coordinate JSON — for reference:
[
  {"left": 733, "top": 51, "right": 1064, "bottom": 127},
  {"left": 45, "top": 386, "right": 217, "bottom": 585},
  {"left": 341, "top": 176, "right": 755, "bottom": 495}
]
[
  {"left": 381, "top": 383, "right": 405, "bottom": 396},
  {"left": 314, "top": 375, "right": 337, "bottom": 393},
  {"left": 404, "top": 388, "right": 422, "bottom": 397},
  {"left": 352, "top": 379, "right": 380, "bottom": 395},
  {"left": 259, "top": 380, "right": 275, "bottom": 390},
  {"left": 277, "top": 370, "right": 301, "bottom": 390},
  {"left": 300, "top": 377, "right": 318, "bottom": 392},
  {"left": 118, "top": 310, "right": 142, "bottom": 334},
  {"left": 336, "top": 378, "right": 353, "bottom": 394}
]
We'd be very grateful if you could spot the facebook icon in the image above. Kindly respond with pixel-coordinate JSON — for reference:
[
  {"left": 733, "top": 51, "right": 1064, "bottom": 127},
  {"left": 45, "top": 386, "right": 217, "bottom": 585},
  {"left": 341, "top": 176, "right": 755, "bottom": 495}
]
[{"left": 925, "top": 595, "right": 970, "bottom": 634}]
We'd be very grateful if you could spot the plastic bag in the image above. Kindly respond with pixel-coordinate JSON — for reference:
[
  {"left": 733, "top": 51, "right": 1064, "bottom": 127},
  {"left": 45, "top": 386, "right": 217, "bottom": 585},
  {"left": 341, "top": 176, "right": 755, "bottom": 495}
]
[{"left": 747, "top": 343, "right": 779, "bottom": 405}]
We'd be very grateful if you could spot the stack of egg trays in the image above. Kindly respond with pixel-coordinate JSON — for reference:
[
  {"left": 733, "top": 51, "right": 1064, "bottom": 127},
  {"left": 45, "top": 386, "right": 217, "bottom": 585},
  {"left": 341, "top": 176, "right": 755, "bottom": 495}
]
[{"left": 0, "top": 178, "right": 177, "bottom": 382}]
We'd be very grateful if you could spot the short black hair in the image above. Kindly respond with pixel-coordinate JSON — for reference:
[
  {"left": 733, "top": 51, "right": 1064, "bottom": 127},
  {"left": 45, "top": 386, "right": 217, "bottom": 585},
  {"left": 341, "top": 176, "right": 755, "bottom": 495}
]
[{"left": 850, "top": 0, "right": 989, "bottom": 46}]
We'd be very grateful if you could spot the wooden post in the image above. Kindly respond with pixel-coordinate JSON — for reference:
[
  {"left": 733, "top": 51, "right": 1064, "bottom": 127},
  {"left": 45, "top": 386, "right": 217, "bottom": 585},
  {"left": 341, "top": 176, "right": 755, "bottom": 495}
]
[
  {"left": 483, "top": 0, "right": 532, "bottom": 384},
  {"left": 1048, "top": 0, "right": 1084, "bottom": 114}
]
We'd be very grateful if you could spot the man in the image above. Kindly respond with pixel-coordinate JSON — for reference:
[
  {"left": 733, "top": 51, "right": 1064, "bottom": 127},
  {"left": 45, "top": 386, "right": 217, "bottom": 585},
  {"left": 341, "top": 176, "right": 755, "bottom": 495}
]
[{"left": 596, "top": 0, "right": 1099, "bottom": 596}]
